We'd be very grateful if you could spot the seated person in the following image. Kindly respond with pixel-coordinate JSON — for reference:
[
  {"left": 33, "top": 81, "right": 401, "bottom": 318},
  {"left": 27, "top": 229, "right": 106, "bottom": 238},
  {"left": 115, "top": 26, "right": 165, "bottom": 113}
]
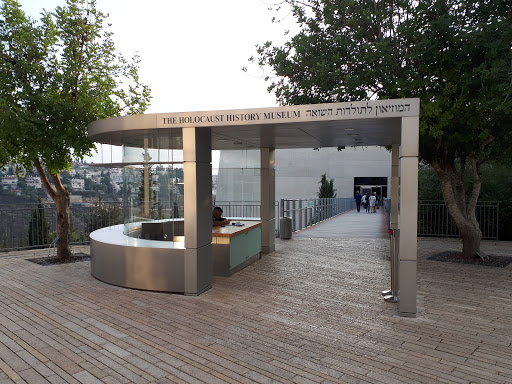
[{"left": 212, "top": 206, "right": 230, "bottom": 226}]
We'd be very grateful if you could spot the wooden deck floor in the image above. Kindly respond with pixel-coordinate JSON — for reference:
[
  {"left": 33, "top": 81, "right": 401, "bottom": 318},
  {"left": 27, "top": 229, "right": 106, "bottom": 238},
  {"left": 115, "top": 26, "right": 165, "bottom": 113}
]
[
  {"left": 294, "top": 208, "right": 389, "bottom": 239},
  {"left": 0, "top": 234, "right": 511, "bottom": 383}
]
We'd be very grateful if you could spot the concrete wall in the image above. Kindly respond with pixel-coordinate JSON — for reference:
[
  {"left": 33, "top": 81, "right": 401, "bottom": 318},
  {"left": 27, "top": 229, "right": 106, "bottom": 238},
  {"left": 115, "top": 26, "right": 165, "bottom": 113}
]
[
  {"left": 275, "top": 147, "right": 391, "bottom": 199},
  {"left": 216, "top": 146, "right": 391, "bottom": 202}
]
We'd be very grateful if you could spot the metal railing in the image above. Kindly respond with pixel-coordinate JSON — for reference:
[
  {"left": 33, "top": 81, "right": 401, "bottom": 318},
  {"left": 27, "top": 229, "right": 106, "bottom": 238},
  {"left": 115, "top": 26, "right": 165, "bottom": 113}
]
[
  {"left": 0, "top": 202, "right": 126, "bottom": 251},
  {"left": 0, "top": 199, "right": 500, "bottom": 251},
  {"left": 213, "top": 201, "right": 262, "bottom": 218},
  {"left": 0, "top": 201, "right": 281, "bottom": 251},
  {"left": 280, "top": 198, "right": 356, "bottom": 232},
  {"left": 213, "top": 200, "right": 281, "bottom": 235},
  {"left": 418, "top": 200, "right": 499, "bottom": 240}
]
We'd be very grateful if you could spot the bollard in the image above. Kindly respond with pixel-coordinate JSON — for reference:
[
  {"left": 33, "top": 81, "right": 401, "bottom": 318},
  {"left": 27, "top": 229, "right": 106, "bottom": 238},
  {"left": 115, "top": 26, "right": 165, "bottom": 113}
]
[{"left": 382, "top": 228, "right": 399, "bottom": 303}]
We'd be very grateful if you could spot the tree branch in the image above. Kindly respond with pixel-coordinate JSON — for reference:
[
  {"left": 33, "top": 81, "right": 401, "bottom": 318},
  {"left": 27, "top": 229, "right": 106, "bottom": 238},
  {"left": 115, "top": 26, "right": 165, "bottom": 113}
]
[
  {"left": 432, "top": 159, "right": 470, "bottom": 231},
  {"left": 445, "top": 156, "right": 466, "bottom": 218},
  {"left": 34, "top": 158, "right": 56, "bottom": 200},
  {"left": 50, "top": 172, "right": 69, "bottom": 198}
]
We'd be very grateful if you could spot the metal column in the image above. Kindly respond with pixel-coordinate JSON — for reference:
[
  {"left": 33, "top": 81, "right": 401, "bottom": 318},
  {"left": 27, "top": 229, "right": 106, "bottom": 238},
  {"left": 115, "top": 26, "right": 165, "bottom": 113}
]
[{"left": 383, "top": 228, "right": 399, "bottom": 302}]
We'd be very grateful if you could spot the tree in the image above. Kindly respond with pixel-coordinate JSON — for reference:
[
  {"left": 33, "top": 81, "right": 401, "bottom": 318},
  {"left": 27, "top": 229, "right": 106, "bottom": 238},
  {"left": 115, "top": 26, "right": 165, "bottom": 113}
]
[
  {"left": 317, "top": 173, "right": 336, "bottom": 198},
  {"left": 253, "top": 0, "right": 512, "bottom": 257},
  {"left": 0, "top": 0, "right": 151, "bottom": 259}
]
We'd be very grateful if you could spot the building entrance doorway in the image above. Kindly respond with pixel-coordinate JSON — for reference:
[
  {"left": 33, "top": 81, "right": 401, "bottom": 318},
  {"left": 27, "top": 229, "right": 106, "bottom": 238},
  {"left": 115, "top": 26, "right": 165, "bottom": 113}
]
[{"left": 354, "top": 177, "right": 388, "bottom": 199}]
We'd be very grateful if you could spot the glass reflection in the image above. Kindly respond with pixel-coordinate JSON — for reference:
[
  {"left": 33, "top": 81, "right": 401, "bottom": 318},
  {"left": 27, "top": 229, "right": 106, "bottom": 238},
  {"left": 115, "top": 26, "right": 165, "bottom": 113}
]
[
  {"left": 122, "top": 132, "right": 184, "bottom": 243},
  {"left": 214, "top": 149, "right": 261, "bottom": 219}
]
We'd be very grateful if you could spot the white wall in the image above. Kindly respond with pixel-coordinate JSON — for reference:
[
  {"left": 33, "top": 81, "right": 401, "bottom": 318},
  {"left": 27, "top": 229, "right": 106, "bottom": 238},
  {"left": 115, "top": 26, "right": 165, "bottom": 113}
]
[
  {"left": 216, "top": 146, "right": 391, "bottom": 203},
  {"left": 275, "top": 146, "right": 391, "bottom": 199}
]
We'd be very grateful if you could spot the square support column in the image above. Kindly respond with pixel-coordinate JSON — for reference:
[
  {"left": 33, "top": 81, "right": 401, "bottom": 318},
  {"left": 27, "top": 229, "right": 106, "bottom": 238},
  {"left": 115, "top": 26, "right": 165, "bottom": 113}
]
[
  {"left": 398, "top": 116, "right": 419, "bottom": 317},
  {"left": 183, "top": 127, "right": 212, "bottom": 295},
  {"left": 260, "top": 148, "right": 276, "bottom": 254},
  {"left": 390, "top": 143, "right": 399, "bottom": 230}
]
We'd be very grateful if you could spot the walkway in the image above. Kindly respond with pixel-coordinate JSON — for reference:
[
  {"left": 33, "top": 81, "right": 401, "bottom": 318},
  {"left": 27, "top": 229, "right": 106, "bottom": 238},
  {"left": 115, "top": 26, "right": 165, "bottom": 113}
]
[
  {"left": 1, "top": 237, "right": 512, "bottom": 383},
  {"left": 294, "top": 207, "right": 389, "bottom": 239}
]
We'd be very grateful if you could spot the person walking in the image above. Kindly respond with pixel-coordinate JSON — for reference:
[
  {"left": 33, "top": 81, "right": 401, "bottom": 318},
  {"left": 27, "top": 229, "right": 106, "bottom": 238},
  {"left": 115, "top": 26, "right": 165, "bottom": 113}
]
[
  {"left": 369, "top": 192, "right": 377, "bottom": 213},
  {"left": 365, "top": 193, "right": 371, "bottom": 212},
  {"left": 354, "top": 190, "right": 362, "bottom": 212},
  {"left": 362, "top": 193, "right": 367, "bottom": 212}
]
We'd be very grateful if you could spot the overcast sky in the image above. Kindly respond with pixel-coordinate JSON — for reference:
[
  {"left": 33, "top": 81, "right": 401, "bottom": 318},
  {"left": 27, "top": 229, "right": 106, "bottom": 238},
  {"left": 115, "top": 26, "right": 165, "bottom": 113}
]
[
  {"left": 18, "top": 0, "right": 296, "bottom": 165},
  {"left": 20, "top": 0, "right": 295, "bottom": 114}
]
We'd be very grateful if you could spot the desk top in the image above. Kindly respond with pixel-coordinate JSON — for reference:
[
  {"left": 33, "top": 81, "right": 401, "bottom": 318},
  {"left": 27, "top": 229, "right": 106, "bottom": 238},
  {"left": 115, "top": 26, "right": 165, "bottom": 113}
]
[{"left": 212, "top": 220, "right": 262, "bottom": 238}]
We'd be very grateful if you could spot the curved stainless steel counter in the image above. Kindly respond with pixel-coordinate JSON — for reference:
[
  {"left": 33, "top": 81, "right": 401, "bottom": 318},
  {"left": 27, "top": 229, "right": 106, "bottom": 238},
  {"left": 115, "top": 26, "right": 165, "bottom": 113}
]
[
  {"left": 90, "top": 224, "right": 187, "bottom": 293},
  {"left": 91, "top": 220, "right": 263, "bottom": 292}
]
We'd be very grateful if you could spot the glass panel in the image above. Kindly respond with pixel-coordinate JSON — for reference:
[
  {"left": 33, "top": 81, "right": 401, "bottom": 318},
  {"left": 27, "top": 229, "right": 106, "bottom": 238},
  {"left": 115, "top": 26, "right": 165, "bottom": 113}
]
[
  {"left": 215, "top": 149, "right": 262, "bottom": 219},
  {"left": 100, "top": 143, "right": 111, "bottom": 164},
  {"left": 244, "top": 149, "right": 260, "bottom": 169},
  {"left": 241, "top": 168, "right": 261, "bottom": 204},
  {"left": 216, "top": 168, "right": 243, "bottom": 204},
  {"left": 123, "top": 145, "right": 145, "bottom": 164},
  {"left": 122, "top": 132, "right": 184, "bottom": 243}
]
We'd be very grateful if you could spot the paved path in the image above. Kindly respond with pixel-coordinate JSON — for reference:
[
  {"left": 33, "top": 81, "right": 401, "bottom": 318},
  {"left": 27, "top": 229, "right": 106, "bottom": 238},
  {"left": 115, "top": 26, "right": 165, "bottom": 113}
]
[
  {"left": 294, "top": 207, "right": 389, "bottom": 239},
  {"left": 1, "top": 238, "right": 511, "bottom": 383}
]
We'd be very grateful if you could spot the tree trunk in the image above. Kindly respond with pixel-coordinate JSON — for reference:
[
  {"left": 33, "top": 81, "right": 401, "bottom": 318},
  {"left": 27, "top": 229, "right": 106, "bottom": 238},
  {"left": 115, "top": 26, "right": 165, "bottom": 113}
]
[
  {"left": 460, "top": 226, "right": 481, "bottom": 258},
  {"left": 35, "top": 159, "right": 72, "bottom": 260},
  {"left": 432, "top": 158, "right": 482, "bottom": 258},
  {"left": 54, "top": 191, "right": 71, "bottom": 260}
]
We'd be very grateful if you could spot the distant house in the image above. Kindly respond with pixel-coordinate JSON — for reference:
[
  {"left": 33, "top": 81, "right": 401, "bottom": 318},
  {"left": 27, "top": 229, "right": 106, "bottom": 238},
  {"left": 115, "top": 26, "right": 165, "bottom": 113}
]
[
  {"left": 110, "top": 169, "right": 123, "bottom": 184},
  {"left": 85, "top": 170, "right": 102, "bottom": 183},
  {"left": 1, "top": 176, "right": 18, "bottom": 189},
  {"left": 26, "top": 176, "right": 42, "bottom": 189},
  {"left": 72, "top": 179, "right": 85, "bottom": 191}
]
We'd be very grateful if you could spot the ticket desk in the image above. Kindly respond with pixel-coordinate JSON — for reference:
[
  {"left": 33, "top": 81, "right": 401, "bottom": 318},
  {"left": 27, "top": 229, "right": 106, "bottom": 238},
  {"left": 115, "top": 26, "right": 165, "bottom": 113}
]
[
  {"left": 212, "top": 220, "right": 262, "bottom": 277},
  {"left": 90, "top": 219, "right": 262, "bottom": 293}
]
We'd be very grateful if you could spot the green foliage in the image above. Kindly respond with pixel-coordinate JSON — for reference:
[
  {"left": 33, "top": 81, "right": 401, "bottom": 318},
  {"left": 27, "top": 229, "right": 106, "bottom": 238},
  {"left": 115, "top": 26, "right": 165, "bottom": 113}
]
[
  {"left": 255, "top": 0, "right": 512, "bottom": 254},
  {"left": 418, "top": 163, "right": 443, "bottom": 200},
  {"left": 0, "top": 0, "right": 151, "bottom": 173},
  {"left": 28, "top": 199, "right": 49, "bottom": 246},
  {"left": 317, "top": 173, "right": 336, "bottom": 198},
  {"left": 477, "top": 164, "right": 512, "bottom": 241},
  {"left": 0, "top": 0, "right": 150, "bottom": 258},
  {"left": 60, "top": 171, "right": 72, "bottom": 186},
  {"left": 419, "top": 162, "right": 512, "bottom": 240},
  {"left": 254, "top": 0, "right": 512, "bottom": 164}
]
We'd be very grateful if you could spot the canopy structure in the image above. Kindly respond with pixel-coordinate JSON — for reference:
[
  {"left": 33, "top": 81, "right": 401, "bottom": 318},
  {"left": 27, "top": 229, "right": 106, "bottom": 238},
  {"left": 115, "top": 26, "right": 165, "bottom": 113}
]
[{"left": 88, "top": 98, "right": 419, "bottom": 317}]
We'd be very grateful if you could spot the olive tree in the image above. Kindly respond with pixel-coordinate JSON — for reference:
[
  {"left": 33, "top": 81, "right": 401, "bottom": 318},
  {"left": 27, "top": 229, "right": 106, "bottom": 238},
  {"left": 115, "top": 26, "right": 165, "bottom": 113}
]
[
  {"left": 253, "top": 0, "right": 512, "bottom": 257},
  {"left": 0, "top": 0, "right": 151, "bottom": 259}
]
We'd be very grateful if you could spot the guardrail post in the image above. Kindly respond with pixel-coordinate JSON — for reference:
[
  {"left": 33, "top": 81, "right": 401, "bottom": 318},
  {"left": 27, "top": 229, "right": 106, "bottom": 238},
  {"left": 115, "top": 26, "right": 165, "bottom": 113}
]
[
  {"left": 383, "top": 228, "right": 399, "bottom": 303},
  {"left": 292, "top": 200, "right": 296, "bottom": 231},
  {"left": 305, "top": 203, "right": 309, "bottom": 228},
  {"left": 298, "top": 200, "right": 303, "bottom": 230}
]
